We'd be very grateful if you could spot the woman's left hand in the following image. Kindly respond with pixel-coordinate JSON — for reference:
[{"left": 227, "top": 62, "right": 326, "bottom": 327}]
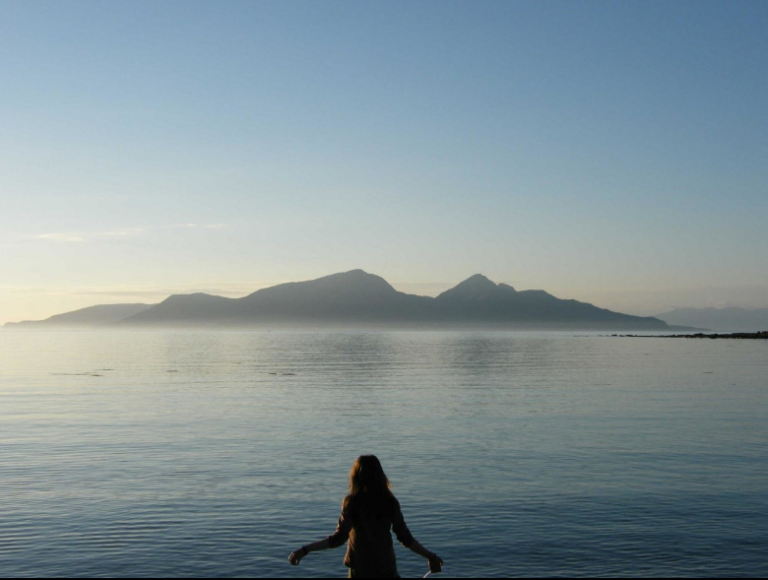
[
  {"left": 428, "top": 553, "right": 443, "bottom": 573},
  {"left": 288, "top": 549, "right": 304, "bottom": 566}
]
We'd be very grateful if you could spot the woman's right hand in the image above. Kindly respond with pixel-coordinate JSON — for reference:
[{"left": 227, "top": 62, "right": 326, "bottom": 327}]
[{"left": 428, "top": 553, "right": 443, "bottom": 573}]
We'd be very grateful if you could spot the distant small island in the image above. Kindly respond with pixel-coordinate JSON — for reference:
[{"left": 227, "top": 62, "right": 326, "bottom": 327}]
[
  {"left": 618, "top": 332, "right": 768, "bottom": 340},
  {"left": 653, "top": 307, "right": 768, "bottom": 333}
]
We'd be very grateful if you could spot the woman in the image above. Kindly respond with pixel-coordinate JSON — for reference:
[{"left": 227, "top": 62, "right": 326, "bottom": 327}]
[{"left": 289, "top": 455, "right": 443, "bottom": 578}]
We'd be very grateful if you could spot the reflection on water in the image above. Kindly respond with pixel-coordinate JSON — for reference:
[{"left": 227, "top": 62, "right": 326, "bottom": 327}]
[{"left": 0, "top": 330, "right": 766, "bottom": 577}]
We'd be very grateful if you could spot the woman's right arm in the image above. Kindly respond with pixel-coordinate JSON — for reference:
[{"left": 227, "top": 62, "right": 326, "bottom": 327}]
[
  {"left": 288, "top": 538, "right": 330, "bottom": 565},
  {"left": 288, "top": 501, "right": 352, "bottom": 566}
]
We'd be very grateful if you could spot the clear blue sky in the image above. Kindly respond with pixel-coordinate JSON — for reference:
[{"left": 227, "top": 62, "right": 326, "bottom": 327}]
[{"left": 1, "top": 0, "right": 767, "bottom": 322}]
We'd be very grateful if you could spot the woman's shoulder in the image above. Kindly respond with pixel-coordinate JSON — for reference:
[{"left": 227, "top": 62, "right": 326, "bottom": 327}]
[{"left": 342, "top": 494, "right": 357, "bottom": 512}]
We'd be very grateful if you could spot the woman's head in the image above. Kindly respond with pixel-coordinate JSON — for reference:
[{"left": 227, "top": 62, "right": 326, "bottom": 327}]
[{"left": 349, "top": 455, "right": 392, "bottom": 497}]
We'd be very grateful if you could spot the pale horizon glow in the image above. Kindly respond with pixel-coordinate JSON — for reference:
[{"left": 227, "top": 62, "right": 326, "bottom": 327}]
[{"left": 2, "top": 1, "right": 767, "bottom": 324}]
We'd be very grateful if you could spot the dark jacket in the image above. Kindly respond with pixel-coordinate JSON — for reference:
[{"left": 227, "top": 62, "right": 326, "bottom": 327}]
[{"left": 327, "top": 492, "right": 415, "bottom": 576}]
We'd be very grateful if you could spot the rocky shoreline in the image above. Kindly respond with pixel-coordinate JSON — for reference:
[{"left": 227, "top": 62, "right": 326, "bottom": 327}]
[{"left": 617, "top": 332, "right": 768, "bottom": 340}]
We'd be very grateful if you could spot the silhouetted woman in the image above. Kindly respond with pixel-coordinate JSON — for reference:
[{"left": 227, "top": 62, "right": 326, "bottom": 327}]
[{"left": 289, "top": 455, "right": 443, "bottom": 578}]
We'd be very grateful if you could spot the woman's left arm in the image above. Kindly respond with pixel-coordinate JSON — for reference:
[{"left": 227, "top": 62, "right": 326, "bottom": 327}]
[
  {"left": 405, "top": 538, "right": 443, "bottom": 573},
  {"left": 392, "top": 501, "right": 442, "bottom": 573}
]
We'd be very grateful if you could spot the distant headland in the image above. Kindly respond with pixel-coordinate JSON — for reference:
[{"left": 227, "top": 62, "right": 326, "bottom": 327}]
[
  {"left": 4, "top": 270, "right": 693, "bottom": 331},
  {"left": 618, "top": 332, "right": 768, "bottom": 340}
]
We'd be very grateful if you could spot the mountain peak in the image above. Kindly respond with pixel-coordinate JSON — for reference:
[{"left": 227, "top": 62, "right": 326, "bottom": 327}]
[
  {"left": 438, "top": 274, "right": 500, "bottom": 301},
  {"left": 464, "top": 273, "right": 496, "bottom": 286},
  {"left": 242, "top": 269, "right": 398, "bottom": 304},
  {"left": 311, "top": 269, "right": 395, "bottom": 291}
]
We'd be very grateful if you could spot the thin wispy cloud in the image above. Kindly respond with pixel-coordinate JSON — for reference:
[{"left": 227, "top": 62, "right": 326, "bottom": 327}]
[
  {"left": 32, "top": 224, "right": 229, "bottom": 243},
  {"left": 34, "top": 228, "right": 145, "bottom": 243},
  {"left": 170, "top": 223, "right": 228, "bottom": 230},
  {"left": 35, "top": 233, "right": 89, "bottom": 243}
]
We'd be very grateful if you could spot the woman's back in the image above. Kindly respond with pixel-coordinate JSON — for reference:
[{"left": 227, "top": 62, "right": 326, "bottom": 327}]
[{"left": 330, "top": 492, "right": 415, "bottom": 576}]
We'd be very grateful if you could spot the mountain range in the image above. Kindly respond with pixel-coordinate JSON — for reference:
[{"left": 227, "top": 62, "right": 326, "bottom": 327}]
[{"left": 5, "top": 270, "right": 683, "bottom": 331}]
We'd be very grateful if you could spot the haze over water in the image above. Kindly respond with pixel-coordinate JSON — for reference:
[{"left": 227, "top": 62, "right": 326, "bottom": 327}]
[{"left": 1, "top": 330, "right": 766, "bottom": 578}]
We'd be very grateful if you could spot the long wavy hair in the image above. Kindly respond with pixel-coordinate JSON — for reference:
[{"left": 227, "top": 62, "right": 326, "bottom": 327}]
[{"left": 348, "top": 455, "right": 394, "bottom": 499}]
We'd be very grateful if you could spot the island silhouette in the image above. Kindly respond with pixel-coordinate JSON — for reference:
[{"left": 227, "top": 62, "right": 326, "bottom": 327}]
[{"left": 6, "top": 270, "right": 688, "bottom": 331}]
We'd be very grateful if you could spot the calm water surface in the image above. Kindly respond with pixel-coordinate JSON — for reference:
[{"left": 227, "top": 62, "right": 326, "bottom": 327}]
[{"left": 0, "top": 330, "right": 766, "bottom": 577}]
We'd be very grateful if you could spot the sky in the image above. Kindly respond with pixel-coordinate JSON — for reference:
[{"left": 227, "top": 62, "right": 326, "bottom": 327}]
[{"left": 1, "top": 0, "right": 767, "bottom": 324}]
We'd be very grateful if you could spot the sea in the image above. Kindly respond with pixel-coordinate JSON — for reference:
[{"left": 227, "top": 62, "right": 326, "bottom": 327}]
[{"left": 0, "top": 329, "right": 766, "bottom": 578}]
